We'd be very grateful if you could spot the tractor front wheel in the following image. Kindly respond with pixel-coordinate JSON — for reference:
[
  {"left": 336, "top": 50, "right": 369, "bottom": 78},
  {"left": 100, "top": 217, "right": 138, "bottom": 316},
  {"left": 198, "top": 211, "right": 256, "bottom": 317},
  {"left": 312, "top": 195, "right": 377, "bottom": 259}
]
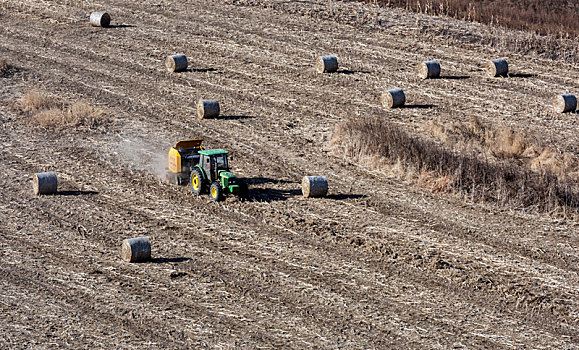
[
  {"left": 190, "top": 169, "right": 204, "bottom": 195},
  {"left": 210, "top": 182, "right": 223, "bottom": 202}
]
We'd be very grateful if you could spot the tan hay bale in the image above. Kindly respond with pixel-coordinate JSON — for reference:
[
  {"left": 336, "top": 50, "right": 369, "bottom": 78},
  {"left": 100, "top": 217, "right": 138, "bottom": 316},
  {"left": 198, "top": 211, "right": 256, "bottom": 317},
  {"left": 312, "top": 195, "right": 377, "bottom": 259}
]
[
  {"left": 418, "top": 60, "right": 441, "bottom": 79},
  {"left": 197, "top": 99, "right": 220, "bottom": 119},
  {"left": 486, "top": 58, "right": 508, "bottom": 77},
  {"left": 552, "top": 94, "right": 577, "bottom": 113},
  {"left": 316, "top": 55, "right": 338, "bottom": 73},
  {"left": 121, "top": 237, "right": 151, "bottom": 263},
  {"left": 33, "top": 172, "right": 57, "bottom": 195},
  {"left": 302, "top": 176, "right": 328, "bottom": 198},
  {"left": 166, "top": 54, "right": 188, "bottom": 73},
  {"left": 90, "top": 11, "right": 111, "bottom": 27},
  {"left": 381, "top": 88, "right": 405, "bottom": 108}
]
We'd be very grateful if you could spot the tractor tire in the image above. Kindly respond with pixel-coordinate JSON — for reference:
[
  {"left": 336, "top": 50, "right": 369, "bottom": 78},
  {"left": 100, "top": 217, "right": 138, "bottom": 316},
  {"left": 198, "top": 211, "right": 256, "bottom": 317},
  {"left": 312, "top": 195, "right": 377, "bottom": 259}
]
[
  {"left": 190, "top": 169, "right": 204, "bottom": 195},
  {"left": 210, "top": 182, "right": 223, "bottom": 202}
]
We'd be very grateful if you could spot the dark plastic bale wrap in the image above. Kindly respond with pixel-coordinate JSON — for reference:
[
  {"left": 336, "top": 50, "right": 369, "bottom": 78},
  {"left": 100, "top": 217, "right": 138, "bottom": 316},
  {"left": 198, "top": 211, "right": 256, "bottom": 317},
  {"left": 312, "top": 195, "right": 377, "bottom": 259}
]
[
  {"left": 301, "top": 176, "right": 328, "bottom": 198},
  {"left": 197, "top": 99, "right": 220, "bottom": 119},
  {"left": 486, "top": 58, "right": 509, "bottom": 77},
  {"left": 418, "top": 60, "right": 441, "bottom": 79},
  {"left": 166, "top": 54, "right": 188, "bottom": 72},
  {"left": 316, "top": 55, "right": 338, "bottom": 73},
  {"left": 552, "top": 94, "right": 577, "bottom": 113},
  {"left": 381, "top": 88, "right": 406, "bottom": 108},
  {"left": 121, "top": 237, "right": 151, "bottom": 263},
  {"left": 33, "top": 172, "right": 58, "bottom": 195}
]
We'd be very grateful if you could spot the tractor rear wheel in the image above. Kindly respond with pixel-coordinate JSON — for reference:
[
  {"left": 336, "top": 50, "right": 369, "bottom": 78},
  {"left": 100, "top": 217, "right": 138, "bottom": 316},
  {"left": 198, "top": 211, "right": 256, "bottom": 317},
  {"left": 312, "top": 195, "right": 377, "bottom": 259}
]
[
  {"left": 190, "top": 169, "right": 204, "bottom": 195},
  {"left": 210, "top": 182, "right": 222, "bottom": 201}
]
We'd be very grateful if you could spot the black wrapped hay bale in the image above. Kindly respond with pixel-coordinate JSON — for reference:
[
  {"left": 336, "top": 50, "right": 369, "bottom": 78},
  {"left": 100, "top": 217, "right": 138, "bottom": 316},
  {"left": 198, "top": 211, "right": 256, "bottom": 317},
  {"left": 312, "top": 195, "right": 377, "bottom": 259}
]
[
  {"left": 166, "top": 54, "right": 188, "bottom": 73},
  {"left": 197, "top": 99, "right": 220, "bottom": 119},
  {"left": 486, "top": 58, "right": 508, "bottom": 77},
  {"left": 33, "top": 172, "right": 57, "bottom": 195},
  {"left": 381, "top": 88, "right": 405, "bottom": 108},
  {"left": 121, "top": 237, "right": 151, "bottom": 263},
  {"left": 553, "top": 94, "right": 577, "bottom": 113},
  {"left": 418, "top": 60, "right": 441, "bottom": 79},
  {"left": 316, "top": 55, "right": 338, "bottom": 73},
  {"left": 302, "top": 176, "right": 328, "bottom": 198}
]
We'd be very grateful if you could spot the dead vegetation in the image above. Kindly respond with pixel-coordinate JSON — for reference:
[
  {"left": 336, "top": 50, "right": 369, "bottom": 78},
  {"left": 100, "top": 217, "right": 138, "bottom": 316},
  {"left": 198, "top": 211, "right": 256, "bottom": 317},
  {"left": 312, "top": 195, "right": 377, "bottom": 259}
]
[
  {"left": 362, "top": 0, "right": 579, "bottom": 37},
  {"left": 17, "top": 90, "right": 107, "bottom": 129},
  {"left": 424, "top": 117, "right": 579, "bottom": 182},
  {"left": 330, "top": 117, "right": 579, "bottom": 216}
]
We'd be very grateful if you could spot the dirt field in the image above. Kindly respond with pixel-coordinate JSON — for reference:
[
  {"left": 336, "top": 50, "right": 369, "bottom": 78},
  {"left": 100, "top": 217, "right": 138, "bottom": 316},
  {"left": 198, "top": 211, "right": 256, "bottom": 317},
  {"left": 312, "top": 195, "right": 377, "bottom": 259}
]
[{"left": 1, "top": 0, "right": 578, "bottom": 348}]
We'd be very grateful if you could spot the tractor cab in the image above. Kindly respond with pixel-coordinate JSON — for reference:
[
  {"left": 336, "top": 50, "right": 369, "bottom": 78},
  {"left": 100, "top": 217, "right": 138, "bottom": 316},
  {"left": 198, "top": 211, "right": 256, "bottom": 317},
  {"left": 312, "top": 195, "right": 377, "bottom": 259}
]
[{"left": 198, "top": 149, "right": 230, "bottom": 182}]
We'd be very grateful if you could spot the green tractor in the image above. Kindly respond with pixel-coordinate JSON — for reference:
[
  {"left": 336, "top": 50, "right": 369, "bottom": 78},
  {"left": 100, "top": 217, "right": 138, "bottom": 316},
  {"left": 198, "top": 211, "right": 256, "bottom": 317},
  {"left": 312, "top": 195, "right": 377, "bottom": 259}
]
[
  {"left": 190, "top": 149, "right": 248, "bottom": 201},
  {"left": 167, "top": 140, "right": 248, "bottom": 201}
]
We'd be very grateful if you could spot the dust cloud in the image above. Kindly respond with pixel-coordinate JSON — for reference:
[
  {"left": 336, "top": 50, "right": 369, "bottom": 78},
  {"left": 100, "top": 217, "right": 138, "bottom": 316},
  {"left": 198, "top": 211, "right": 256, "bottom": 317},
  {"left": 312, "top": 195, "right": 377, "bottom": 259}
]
[{"left": 117, "top": 137, "right": 168, "bottom": 181}]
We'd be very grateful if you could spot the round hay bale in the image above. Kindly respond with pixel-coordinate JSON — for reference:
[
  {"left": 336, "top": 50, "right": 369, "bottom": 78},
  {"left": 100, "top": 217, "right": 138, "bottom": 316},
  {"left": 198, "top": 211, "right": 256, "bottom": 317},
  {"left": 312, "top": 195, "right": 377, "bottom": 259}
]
[
  {"left": 316, "top": 55, "right": 338, "bottom": 73},
  {"left": 121, "top": 237, "right": 151, "bottom": 263},
  {"left": 486, "top": 58, "right": 508, "bottom": 77},
  {"left": 381, "top": 88, "right": 406, "bottom": 108},
  {"left": 552, "top": 94, "right": 577, "bottom": 113},
  {"left": 166, "top": 54, "right": 188, "bottom": 73},
  {"left": 90, "top": 11, "right": 111, "bottom": 27},
  {"left": 197, "top": 99, "right": 220, "bottom": 119},
  {"left": 418, "top": 60, "right": 441, "bottom": 79},
  {"left": 302, "top": 176, "right": 328, "bottom": 198},
  {"left": 33, "top": 172, "right": 57, "bottom": 195}
]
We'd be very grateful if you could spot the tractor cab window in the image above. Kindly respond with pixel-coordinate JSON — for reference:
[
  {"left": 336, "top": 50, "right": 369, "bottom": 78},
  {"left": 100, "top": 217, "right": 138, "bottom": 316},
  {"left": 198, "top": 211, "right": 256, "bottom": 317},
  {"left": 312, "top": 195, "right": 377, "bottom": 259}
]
[{"left": 215, "top": 154, "right": 228, "bottom": 169}]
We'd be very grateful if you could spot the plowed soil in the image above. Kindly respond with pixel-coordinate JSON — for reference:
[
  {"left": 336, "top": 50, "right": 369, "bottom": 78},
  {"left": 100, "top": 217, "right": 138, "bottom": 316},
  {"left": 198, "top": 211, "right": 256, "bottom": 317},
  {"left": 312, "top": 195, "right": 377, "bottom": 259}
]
[{"left": 1, "top": 0, "right": 578, "bottom": 348}]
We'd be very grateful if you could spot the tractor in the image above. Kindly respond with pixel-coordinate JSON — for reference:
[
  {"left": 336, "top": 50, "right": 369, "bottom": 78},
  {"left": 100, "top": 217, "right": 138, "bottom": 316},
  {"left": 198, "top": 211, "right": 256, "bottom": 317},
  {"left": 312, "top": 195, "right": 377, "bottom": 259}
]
[{"left": 166, "top": 139, "right": 248, "bottom": 201}]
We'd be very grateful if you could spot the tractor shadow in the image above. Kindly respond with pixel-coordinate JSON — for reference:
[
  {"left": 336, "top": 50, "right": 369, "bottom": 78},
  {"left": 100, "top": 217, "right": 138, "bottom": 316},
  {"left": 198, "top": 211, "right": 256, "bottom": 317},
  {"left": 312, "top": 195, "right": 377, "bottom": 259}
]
[
  {"left": 246, "top": 177, "right": 296, "bottom": 185},
  {"left": 244, "top": 177, "right": 368, "bottom": 202},
  {"left": 1, "top": 65, "right": 27, "bottom": 78},
  {"left": 244, "top": 177, "right": 300, "bottom": 202},
  {"left": 249, "top": 188, "right": 302, "bottom": 202}
]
